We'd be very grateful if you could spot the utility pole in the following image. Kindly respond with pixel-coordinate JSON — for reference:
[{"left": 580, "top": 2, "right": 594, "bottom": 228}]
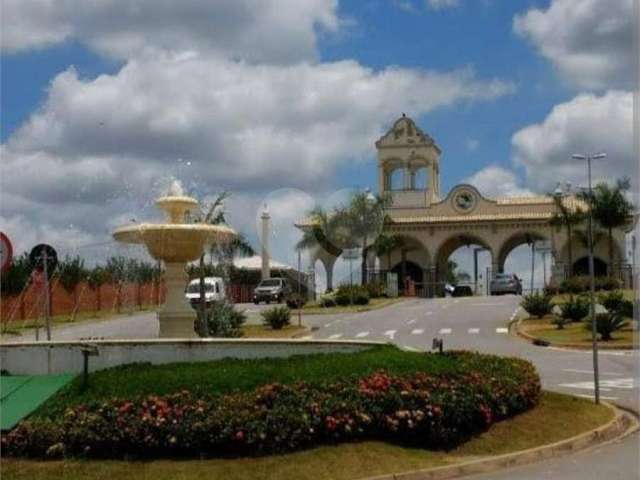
[{"left": 42, "top": 249, "right": 52, "bottom": 341}]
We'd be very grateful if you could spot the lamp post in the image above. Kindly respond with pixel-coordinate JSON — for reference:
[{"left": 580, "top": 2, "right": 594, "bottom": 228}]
[
  {"left": 572, "top": 152, "right": 606, "bottom": 405},
  {"left": 361, "top": 188, "right": 378, "bottom": 285}
]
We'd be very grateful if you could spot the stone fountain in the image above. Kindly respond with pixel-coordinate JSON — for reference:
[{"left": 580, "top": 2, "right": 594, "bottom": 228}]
[{"left": 113, "top": 181, "right": 236, "bottom": 338}]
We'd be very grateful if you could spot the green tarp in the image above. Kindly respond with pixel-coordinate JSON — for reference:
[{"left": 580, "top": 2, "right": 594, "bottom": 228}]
[{"left": 0, "top": 374, "right": 75, "bottom": 430}]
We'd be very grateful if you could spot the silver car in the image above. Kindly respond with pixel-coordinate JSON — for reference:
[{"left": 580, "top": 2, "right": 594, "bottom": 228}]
[{"left": 490, "top": 273, "right": 522, "bottom": 295}]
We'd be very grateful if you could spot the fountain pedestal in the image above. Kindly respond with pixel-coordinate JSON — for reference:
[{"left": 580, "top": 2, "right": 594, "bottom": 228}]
[{"left": 159, "top": 262, "right": 196, "bottom": 338}]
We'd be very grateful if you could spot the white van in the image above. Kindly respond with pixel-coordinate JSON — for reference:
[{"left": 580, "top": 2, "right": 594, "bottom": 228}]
[{"left": 185, "top": 277, "right": 226, "bottom": 307}]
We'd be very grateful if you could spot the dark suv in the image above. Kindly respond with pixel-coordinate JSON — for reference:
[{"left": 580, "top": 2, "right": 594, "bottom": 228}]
[{"left": 253, "top": 278, "right": 292, "bottom": 304}]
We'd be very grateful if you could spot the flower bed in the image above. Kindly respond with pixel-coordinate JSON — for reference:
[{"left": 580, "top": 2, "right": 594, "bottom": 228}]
[{"left": 1, "top": 352, "right": 540, "bottom": 459}]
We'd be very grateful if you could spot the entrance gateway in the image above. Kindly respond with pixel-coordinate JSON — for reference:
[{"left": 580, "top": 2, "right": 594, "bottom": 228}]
[{"left": 298, "top": 115, "right": 629, "bottom": 296}]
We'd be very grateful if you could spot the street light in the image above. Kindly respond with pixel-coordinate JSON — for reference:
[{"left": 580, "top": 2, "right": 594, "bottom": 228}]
[{"left": 572, "top": 152, "right": 606, "bottom": 405}]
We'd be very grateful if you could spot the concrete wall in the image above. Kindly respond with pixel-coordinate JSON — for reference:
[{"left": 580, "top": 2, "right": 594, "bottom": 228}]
[{"left": 0, "top": 339, "right": 381, "bottom": 376}]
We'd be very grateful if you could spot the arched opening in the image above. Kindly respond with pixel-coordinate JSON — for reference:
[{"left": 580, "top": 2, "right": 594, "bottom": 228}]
[
  {"left": 389, "top": 168, "right": 404, "bottom": 191},
  {"left": 435, "top": 234, "right": 493, "bottom": 296},
  {"left": 391, "top": 261, "right": 423, "bottom": 291},
  {"left": 498, "top": 232, "right": 551, "bottom": 293},
  {"left": 413, "top": 167, "right": 428, "bottom": 191},
  {"left": 573, "top": 257, "right": 608, "bottom": 277}
]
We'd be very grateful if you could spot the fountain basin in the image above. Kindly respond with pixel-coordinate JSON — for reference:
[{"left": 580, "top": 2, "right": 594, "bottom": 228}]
[{"left": 113, "top": 223, "right": 236, "bottom": 263}]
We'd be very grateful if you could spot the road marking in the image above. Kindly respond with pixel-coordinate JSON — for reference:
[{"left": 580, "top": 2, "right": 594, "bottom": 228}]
[
  {"left": 411, "top": 329, "right": 424, "bottom": 335},
  {"left": 468, "top": 328, "right": 480, "bottom": 334},
  {"left": 355, "top": 331, "right": 370, "bottom": 338},
  {"left": 496, "top": 327, "right": 509, "bottom": 334},
  {"left": 324, "top": 323, "right": 332, "bottom": 328},
  {"left": 562, "top": 369, "right": 622, "bottom": 377},
  {"left": 402, "top": 346, "right": 420, "bottom": 352},
  {"left": 425, "top": 311, "right": 433, "bottom": 316},
  {"left": 383, "top": 330, "right": 397, "bottom": 340},
  {"left": 299, "top": 335, "right": 313, "bottom": 340},
  {"left": 558, "top": 378, "right": 635, "bottom": 392},
  {"left": 471, "top": 303, "right": 504, "bottom": 307},
  {"left": 407, "top": 319, "right": 416, "bottom": 325},
  {"left": 439, "top": 328, "right": 452, "bottom": 335},
  {"left": 328, "top": 333, "right": 343, "bottom": 340}
]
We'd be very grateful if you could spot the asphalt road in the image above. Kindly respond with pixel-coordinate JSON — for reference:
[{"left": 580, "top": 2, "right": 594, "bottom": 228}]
[{"left": 2, "top": 295, "right": 638, "bottom": 479}]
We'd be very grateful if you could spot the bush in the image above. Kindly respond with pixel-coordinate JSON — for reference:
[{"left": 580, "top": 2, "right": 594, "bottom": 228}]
[
  {"left": 261, "top": 306, "right": 291, "bottom": 330},
  {"left": 551, "top": 316, "right": 572, "bottom": 330},
  {"left": 318, "top": 292, "right": 337, "bottom": 308},
  {"left": 520, "top": 292, "right": 553, "bottom": 319},
  {"left": 335, "top": 285, "right": 370, "bottom": 306},
  {"left": 585, "top": 312, "right": 629, "bottom": 341},
  {"left": 364, "top": 281, "right": 386, "bottom": 298},
  {"left": 559, "top": 295, "right": 589, "bottom": 322},
  {"left": 285, "top": 293, "right": 306, "bottom": 309},
  {"left": 196, "top": 301, "right": 245, "bottom": 338},
  {"left": 618, "top": 300, "right": 634, "bottom": 319},
  {"left": 2, "top": 353, "right": 541, "bottom": 459},
  {"left": 560, "top": 276, "right": 622, "bottom": 294},
  {"left": 597, "top": 290, "right": 624, "bottom": 313}
]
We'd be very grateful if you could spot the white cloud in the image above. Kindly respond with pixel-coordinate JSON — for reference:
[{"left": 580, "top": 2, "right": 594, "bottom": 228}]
[
  {"left": 464, "top": 165, "right": 533, "bottom": 198},
  {"left": 426, "top": 0, "right": 460, "bottom": 9},
  {"left": 1, "top": 54, "right": 514, "bottom": 260},
  {"left": 512, "top": 90, "right": 634, "bottom": 193},
  {"left": 1, "top": 0, "right": 340, "bottom": 64},
  {"left": 514, "top": 0, "right": 635, "bottom": 90}
]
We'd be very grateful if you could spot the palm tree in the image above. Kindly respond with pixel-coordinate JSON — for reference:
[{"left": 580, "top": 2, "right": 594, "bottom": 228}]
[
  {"left": 373, "top": 233, "right": 404, "bottom": 270},
  {"left": 343, "top": 192, "right": 388, "bottom": 284},
  {"left": 550, "top": 194, "right": 585, "bottom": 276},
  {"left": 587, "top": 178, "right": 634, "bottom": 273},
  {"left": 296, "top": 206, "right": 347, "bottom": 292}
]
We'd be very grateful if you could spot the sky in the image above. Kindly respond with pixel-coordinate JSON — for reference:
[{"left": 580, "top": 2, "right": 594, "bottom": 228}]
[{"left": 0, "top": 0, "right": 637, "bottom": 290}]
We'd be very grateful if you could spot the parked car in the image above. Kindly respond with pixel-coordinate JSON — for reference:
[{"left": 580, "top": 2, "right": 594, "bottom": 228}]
[
  {"left": 253, "top": 278, "right": 292, "bottom": 304},
  {"left": 185, "top": 277, "right": 226, "bottom": 307},
  {"left": 490, "top": 273, "right": 522, "bottom": 295},
  {"left": 452, "top": 284, "right": 474, "bottom": 297}
]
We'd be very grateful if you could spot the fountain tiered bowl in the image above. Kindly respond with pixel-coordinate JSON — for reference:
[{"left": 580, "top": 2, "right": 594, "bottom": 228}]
[{"left": 113, "top": 193, "right": 236, "bottom": 338}]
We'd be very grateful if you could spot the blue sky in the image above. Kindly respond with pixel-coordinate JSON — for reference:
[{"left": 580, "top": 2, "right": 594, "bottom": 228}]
[{"left": 0, "top": 0, "right": 634, "bottom": 281}]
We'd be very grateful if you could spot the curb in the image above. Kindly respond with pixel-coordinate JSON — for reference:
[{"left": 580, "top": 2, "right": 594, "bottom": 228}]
[
  {"left": 512, "top": 318, "right": 638, "bottom": 351},
  {"left": 361, "top": 402, "right": 637, "bottom": 480}
]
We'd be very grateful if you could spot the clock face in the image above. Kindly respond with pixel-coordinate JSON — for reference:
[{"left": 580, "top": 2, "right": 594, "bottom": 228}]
[{"left": 453, "top": 190, "right": 477, "bottom": 213}]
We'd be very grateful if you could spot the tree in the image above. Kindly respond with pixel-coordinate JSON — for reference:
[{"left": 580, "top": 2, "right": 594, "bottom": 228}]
[
  {"left": 373, "top": 234, "right": 404, "bottom": 270},
  {"left": 586, "top": 178, "right": 634, "bottom": 273},
  {"left": 445, "top": 260, "right": 458, "bottom": 284},
  {"left": 0, "top": 253, "right": 32, "bottom": 296},
  {"left": 343, "top": 192, "right": 387, "bottom": 284},
  {"left": 57, "top": 256, "right": 88, "bottom": 293},
  {"left": 550, "top": 194, "right": 585, "bottom": 276}
]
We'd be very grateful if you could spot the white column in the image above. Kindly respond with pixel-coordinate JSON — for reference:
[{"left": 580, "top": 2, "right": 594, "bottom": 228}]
[{"left": 261, "top": 204, "right": 271, "bottom": 281}]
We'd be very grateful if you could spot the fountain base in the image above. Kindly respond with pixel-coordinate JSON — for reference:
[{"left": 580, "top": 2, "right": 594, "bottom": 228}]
[{"left": 158, "top": 262, "right": 197, "bottom": 338}]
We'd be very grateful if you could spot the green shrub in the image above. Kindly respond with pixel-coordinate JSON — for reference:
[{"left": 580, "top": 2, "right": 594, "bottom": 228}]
[
  {"left": 520, "top": 292, "right": 553, "bottom": 319},
  {"left": 2, "top": 353, "right": 541, "bottom": 459},
  {"left": 319, "top": 292, "right": 337, "bottom": 308},
  {"left": 0, "top": 253, "right": 32, "bottom": 296},
  {"left": 551, "top": 316, "right": 572, "bottom": 330},
  {"left": 618, "top": 300, "right": 634, "bottom": 319},
  {"left": 335, "top": 285, "right": 370, "bottom": 306},
  {"left": 364, "top": 281, "right": 386, "bottom": 298},
  {"left": 585, "top": 312, "right": 629, "bottom": 341},
  {"left": 57, "top": 256, "right": 88, "bottom": 293},
  {"left": 597, "top": 290, "right": 624, "bottom": 313},
  {"left": 285, "top": 293, "right": 306, "bottom": 309},
  {"left": 559, "top": 295, "right": 589, "bottom": 322},
  {"left": 261, "top": 306, "right": 291, "bottom": 330},
  {"left": 196, "top": 301, "right": 245, "bottom": 338},
  {"left": 560, "top": 276, "right": 622, "bottom": 294}
]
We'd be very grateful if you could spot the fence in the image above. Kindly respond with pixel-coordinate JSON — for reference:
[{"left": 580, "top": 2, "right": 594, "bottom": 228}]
[{"left": 0, "top": 281, "right": 166, "bottom": 324}]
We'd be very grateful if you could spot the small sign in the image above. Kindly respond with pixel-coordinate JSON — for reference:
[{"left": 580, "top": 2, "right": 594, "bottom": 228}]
[
  {"left": 0, "top": 232, "right": 13, "bottom": 273},
  {"left": 29, "top": 244, "right": 58, "bottom": 273}
]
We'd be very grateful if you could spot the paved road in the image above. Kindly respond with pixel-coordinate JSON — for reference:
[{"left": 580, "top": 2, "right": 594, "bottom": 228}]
[{"left": 1, "top": 296, "right": 638, "bottom": 479}]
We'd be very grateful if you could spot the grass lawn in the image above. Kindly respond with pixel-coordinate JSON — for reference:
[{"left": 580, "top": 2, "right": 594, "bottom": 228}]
[
  {"left": 294, "top": 297, "right": 405, "bottom": 315},
  {"left": 33, "top": 346, "right": 484, "bottom": 418},
  {"left": 240, "top": 324, "right": 307, "bottom": 339},
  {"left": 520, "top": 315, "right": 636, "bottom": 347},
  {"left": 1, "top": 392, "right": 613, "bottom": 480}
]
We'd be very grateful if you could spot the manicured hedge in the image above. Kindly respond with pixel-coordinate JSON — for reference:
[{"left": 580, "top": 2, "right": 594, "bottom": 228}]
[{"left": 2, "top": 352, "right": 540, "bottom": 459}]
